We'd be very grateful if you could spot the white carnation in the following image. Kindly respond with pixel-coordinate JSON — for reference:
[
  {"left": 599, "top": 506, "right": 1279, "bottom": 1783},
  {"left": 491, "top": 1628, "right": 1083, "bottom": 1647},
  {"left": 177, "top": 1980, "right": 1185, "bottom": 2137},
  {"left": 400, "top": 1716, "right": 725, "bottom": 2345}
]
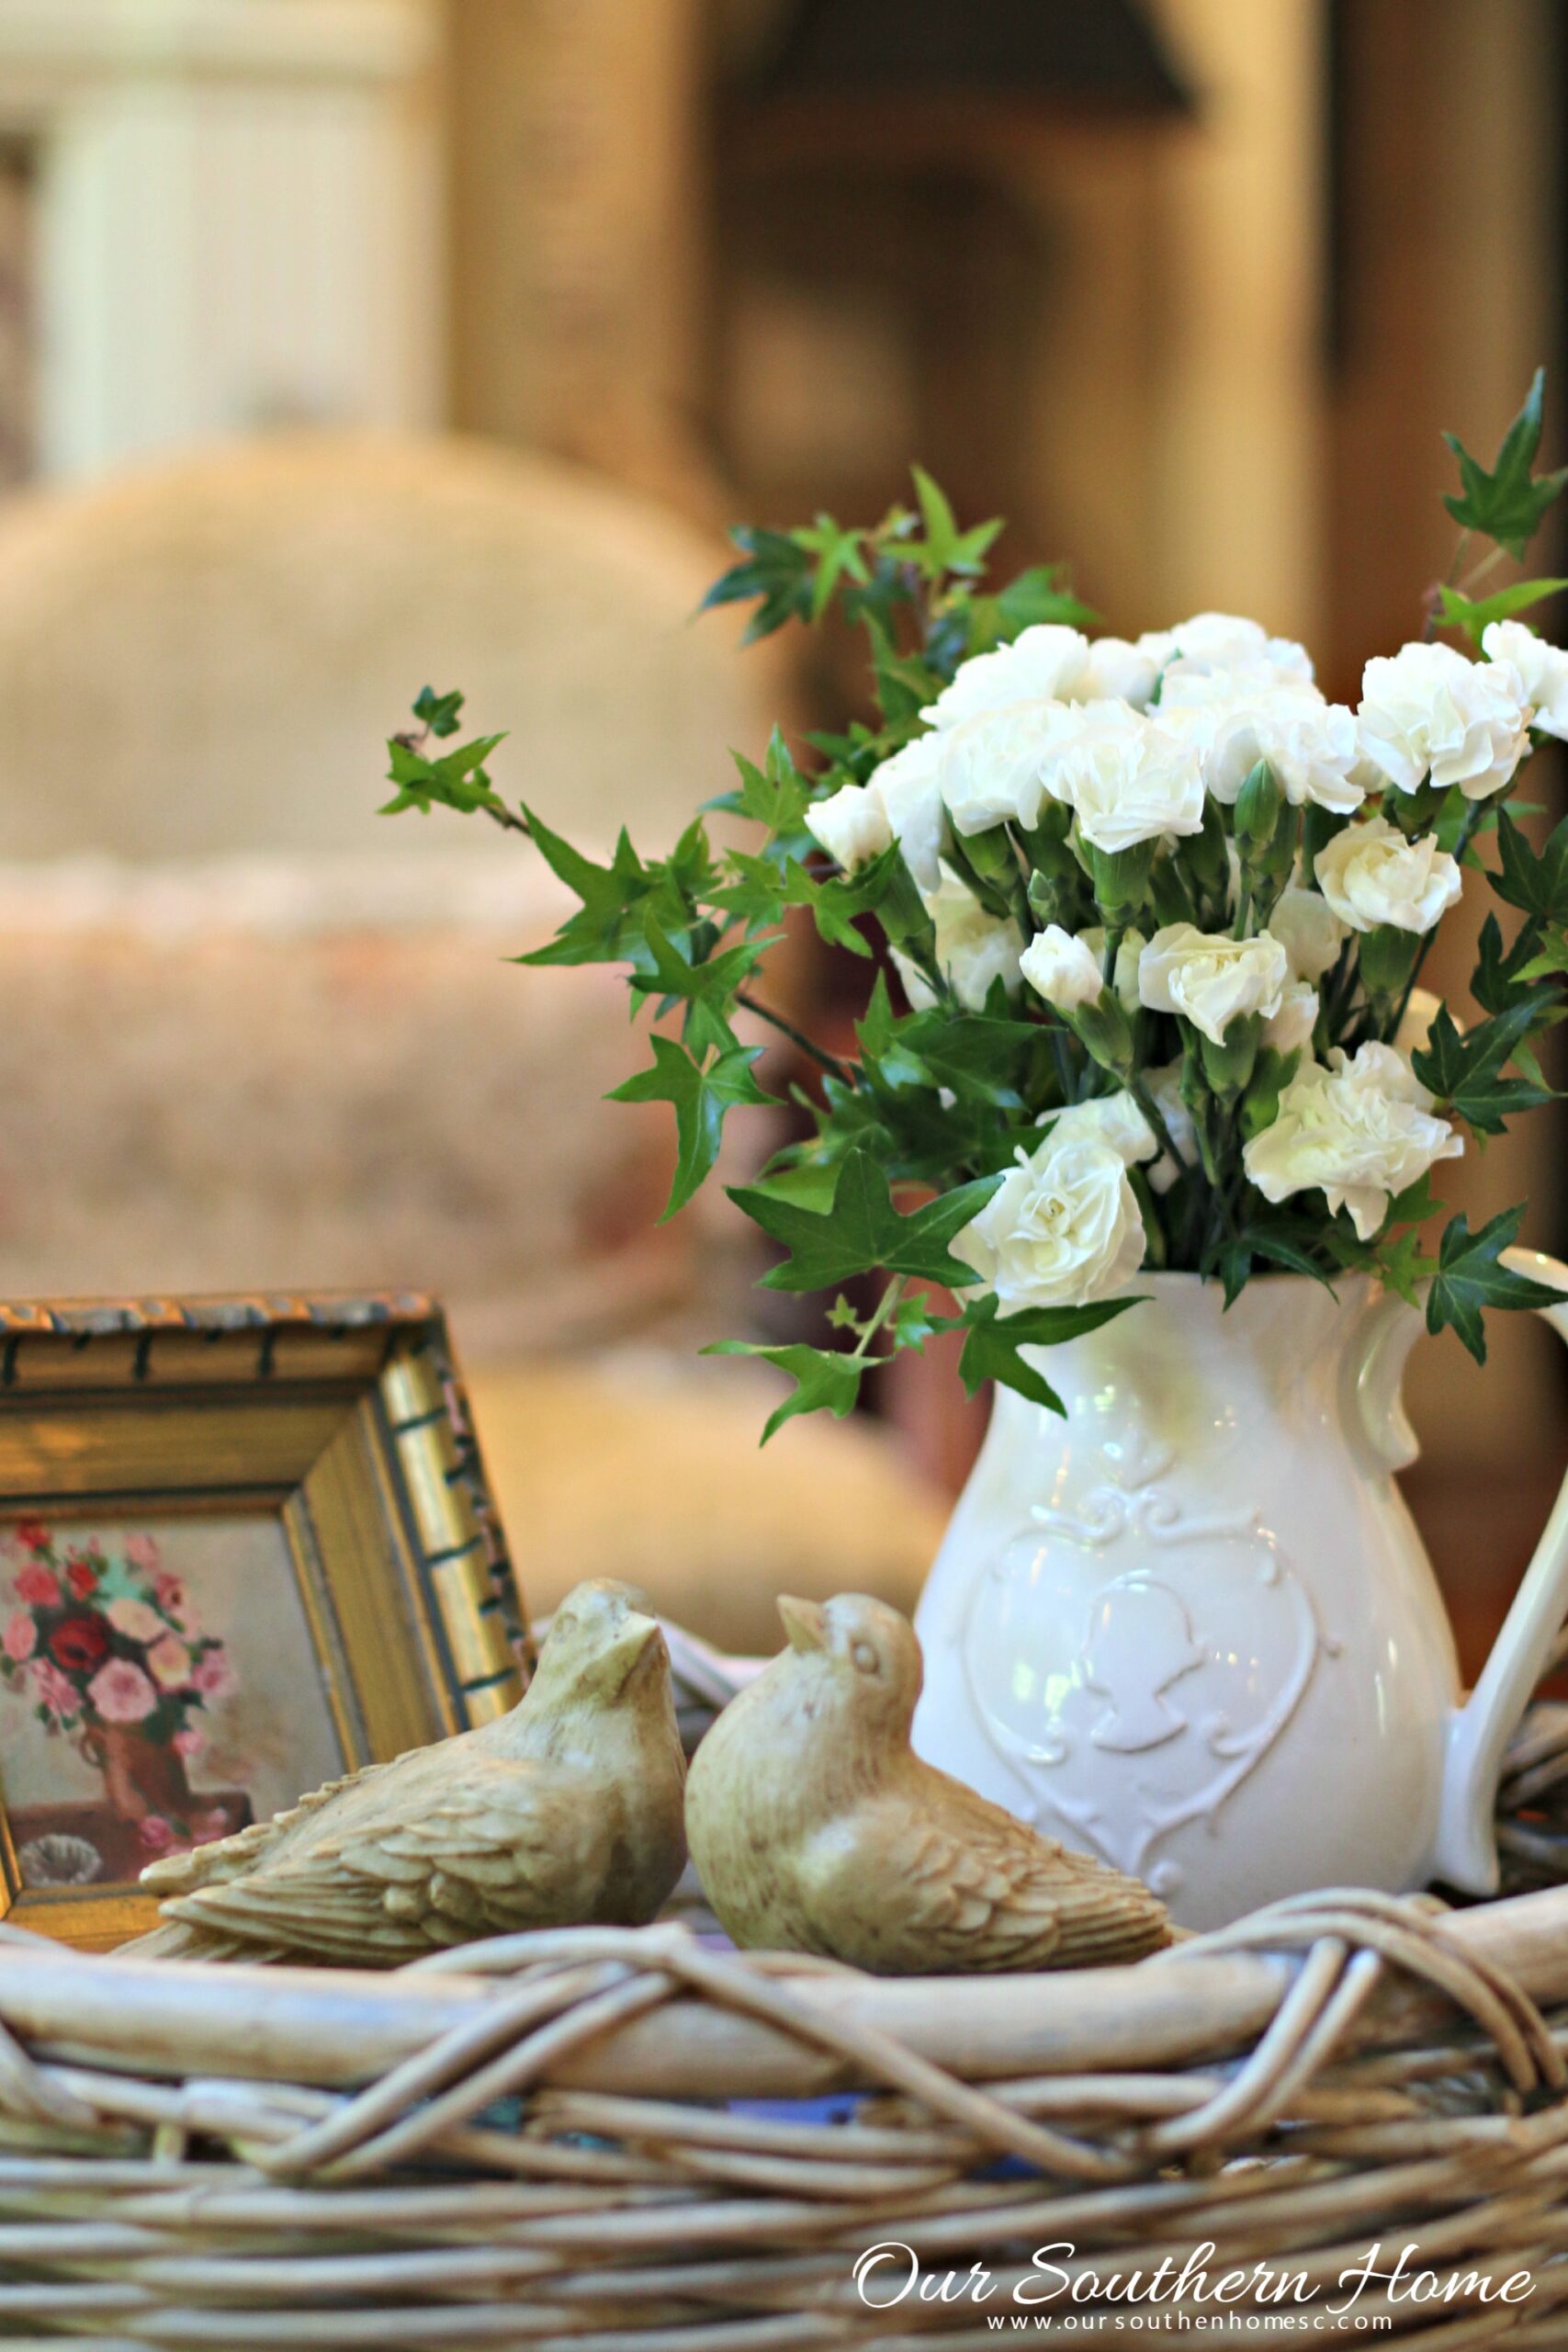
[
  {"left": 1078, "top": 636, "right": 1160, "bottom": 707},
  {"left": 1043, "top": 704, "right": 1206, "bottom": 854},
  {"left": 1358, "top": 639, "right": 1529, "bottom": 800},
  {"left": 1263, "top": 979, "right": 1319, "bottom": 1056},
  {"left": 923, "top": 624, "right": 1089, "bottom": 730},
  {"left": 1314, "top": 814, "right": 1461, "bottom": 934},
  {"left": 1483, "top": 619, "right": 1568, "bottom": 741},
  {"left": 1243, "top": 1041, "right": 1461, "bottom": 1240},
  {"left": 805, "top": 782, "right": 891, "bottom": 871},
  {"left": 1137, "top": 612, "right": 1314, "bottom": 685},
  {"left": 1019, "top": 924, "right": 1102, "bottom": 1013},
  {"left": 1269, "top": 886, "right": 1346, "bottom": 981},
  {"left": 937, "top": 699, "right": 1075, "bottom": 836},
  {"left": 952, "top": 1096, "right": 1152, "bottom": 1313},
  {"left": 1137, "top": 923, "right": 1289, "bottom": 1046},
  {"left": 865, "top": 732, "right": 946, "bottom": 892},
  {"left": 920, "top": 863, "right": 1023, "bottom": 1011},
  {"left": 1202, "top": 688, "right": 1365, "bottom": 814}
]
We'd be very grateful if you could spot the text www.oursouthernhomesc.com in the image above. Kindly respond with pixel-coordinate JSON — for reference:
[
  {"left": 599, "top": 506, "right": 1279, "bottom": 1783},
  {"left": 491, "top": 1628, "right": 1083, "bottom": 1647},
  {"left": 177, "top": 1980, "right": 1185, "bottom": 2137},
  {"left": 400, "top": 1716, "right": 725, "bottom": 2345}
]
[{"left": 850, "top": 2240, "right": 1535, "bottom": 2332}]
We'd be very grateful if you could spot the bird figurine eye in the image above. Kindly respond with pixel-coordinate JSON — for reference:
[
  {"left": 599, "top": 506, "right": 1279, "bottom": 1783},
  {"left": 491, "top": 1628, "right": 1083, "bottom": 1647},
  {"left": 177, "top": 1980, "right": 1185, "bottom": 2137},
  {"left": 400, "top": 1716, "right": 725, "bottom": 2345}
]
[{"left": 850, "top": 1638, "right": 880, "bottom": 1677}]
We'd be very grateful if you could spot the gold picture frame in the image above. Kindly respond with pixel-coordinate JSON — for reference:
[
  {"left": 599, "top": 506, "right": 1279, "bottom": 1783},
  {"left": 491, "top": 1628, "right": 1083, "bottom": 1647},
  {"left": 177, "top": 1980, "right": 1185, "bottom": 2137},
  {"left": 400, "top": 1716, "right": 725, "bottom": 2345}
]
[{"left": 0, "top": 1293, "right": 527, "bottom": 1950}]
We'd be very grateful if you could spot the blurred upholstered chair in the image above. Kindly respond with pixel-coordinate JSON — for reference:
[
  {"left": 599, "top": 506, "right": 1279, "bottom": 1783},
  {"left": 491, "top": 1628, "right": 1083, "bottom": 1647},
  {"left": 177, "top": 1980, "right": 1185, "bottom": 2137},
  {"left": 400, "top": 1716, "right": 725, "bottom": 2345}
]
[{"left": 0, "top": 436, "right": 945, "bottom": 1647}]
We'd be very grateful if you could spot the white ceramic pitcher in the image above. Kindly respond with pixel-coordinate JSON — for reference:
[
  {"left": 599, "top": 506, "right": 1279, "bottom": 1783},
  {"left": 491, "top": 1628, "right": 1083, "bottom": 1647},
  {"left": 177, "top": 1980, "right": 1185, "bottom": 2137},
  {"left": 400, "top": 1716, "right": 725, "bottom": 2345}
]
[{"left": 911, "top": 1253, "right": 1568, "bottom": 1929}]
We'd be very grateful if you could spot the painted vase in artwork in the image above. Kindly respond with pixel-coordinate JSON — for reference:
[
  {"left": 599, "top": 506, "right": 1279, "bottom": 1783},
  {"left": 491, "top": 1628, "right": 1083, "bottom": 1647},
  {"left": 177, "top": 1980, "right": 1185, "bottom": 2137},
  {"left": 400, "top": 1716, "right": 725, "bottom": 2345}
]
[
  {"left": 0, "top": 1520, "right": 246, "bottom": 1878},
  {"left": 912, "top": 1262, "right": 1568, "bottom": 1930},
  {"left": 78, "top": 1721, "right": 199, "bottom": 1825}
]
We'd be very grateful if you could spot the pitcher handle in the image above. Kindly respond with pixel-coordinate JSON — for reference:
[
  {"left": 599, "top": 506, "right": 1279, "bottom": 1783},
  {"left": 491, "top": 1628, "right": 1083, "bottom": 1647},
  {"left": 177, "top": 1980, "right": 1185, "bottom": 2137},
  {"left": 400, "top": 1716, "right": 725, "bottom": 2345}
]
[{"left": 1431, "top": 1247, "right": 1568, "bottom": 1893}]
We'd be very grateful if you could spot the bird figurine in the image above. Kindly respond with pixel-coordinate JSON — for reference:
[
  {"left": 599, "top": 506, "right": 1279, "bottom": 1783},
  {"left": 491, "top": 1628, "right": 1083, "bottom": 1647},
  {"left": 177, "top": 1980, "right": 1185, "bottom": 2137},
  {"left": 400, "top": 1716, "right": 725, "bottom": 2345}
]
[
  {"left": 685, "top": 1591, "right": 1171, "bottom": 1973},
  {"left": 130, "top": 1579, "right": 686, "bottom": 1965}
]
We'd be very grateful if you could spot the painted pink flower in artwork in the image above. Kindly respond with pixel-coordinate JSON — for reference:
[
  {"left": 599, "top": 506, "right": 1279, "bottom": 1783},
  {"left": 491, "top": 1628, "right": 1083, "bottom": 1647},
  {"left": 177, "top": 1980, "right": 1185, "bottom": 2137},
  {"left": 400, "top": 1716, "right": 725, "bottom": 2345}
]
[
  {"left": 152, "top": 1571, "right": 187, "bottom": 1617},
  {"left": 13, "top": 1520, "right": 50, "bottom": 1554},
  {"left": 29, "top": 1658, "right": 79, "bottom": 1718},
  {"left": 13, "top": 1564, "right": 61, "bottom": 1610},
  {"left": 64, "top": 1559, "right": 98, "bottom": 1600},
  {"left": 171, "top": 1724, "right": 206, "bottom": 1759},
  {"left": 124, "top": 1534, "right": 161, "bottom": 1574},
  {"left": 107, "top": 1597, "right": 163, "bottom": 1645},
  {"left": 85, "top": 1658, "right": 156, "bottom": 1724},
  {"left": 3, "top": 1611, "right": 35, "bottom": 1662},
  {"left": 136, "top": 1815, "right": 176, "bottom": 1854},
  {"left": 191, "top": 1651, "right": 237, "bottom": 1702},
  {"left": 146, "top": 1634, "right": 192, "bottom": 1690}
]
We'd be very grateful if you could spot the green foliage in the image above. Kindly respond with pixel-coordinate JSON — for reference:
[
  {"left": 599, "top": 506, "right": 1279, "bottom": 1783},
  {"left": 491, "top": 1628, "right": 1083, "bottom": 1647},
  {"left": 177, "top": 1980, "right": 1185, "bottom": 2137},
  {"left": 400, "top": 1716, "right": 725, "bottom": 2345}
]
[
  {"left": 947, "top": 1295, "right": 1144, "bottom": 1413},
  {"left": 728, "top": 1146, "right": 999, "bottom": 1295},
  {"left": 1411, "top": 995, "right": 1556, "bottom": 1135},
  {"left": 703, "top": 1340, "right": 865, "bottom": 1444},
  {"left": 609, "top": 1035, "right": 775, "bottom": 1220},
  {"left": 1425, "top": 1207, "right": 1565, "bottom": 1363},
  {"left": 376, "top": 395, "right": 1568, "bottom": 1438},
  {"left": 1443, "top": 369, "right": 1568, "bottom": 561},
  {"left": 1437, "top": 578, "right": 1568, "bottom": 646},
  {"left": 379, "top": 729, "right": 509, "bottom": 821}
]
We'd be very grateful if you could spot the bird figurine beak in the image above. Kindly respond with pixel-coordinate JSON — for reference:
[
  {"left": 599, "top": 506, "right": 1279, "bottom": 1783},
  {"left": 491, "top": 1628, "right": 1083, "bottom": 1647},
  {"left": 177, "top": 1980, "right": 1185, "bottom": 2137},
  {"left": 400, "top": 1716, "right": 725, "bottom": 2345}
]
[
  {"left": 608, "top": 1609, "right": 666, "bottom": 1690},
  {"left": 778, "top": 1594, "right": 827, "bottom": 1653}
]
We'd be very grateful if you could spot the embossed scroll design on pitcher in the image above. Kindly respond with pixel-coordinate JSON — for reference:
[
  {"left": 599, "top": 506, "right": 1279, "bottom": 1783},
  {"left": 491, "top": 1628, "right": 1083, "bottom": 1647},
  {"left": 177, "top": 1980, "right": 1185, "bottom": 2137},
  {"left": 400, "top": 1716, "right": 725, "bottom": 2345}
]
[{"left": 958, "top": 1420, "right": 1339, "bottom": 1899}]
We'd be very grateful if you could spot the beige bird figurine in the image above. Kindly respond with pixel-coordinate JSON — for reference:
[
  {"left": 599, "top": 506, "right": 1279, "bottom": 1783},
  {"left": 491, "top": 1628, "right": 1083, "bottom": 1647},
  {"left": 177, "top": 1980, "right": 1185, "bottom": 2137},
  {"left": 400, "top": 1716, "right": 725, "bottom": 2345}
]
[
  {"left": 131, "top": 1579, "right": 685, "bottom": 1965},
  {"left": 686, "top": 1592, "right": 1170, "bottom": 1973}
]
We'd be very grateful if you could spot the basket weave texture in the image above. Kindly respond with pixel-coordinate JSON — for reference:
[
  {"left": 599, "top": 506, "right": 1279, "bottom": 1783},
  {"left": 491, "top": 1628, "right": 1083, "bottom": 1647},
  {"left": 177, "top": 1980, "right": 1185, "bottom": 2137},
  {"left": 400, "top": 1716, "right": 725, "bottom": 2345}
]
[{"left": 0, "top": 1673, "right": 1566, "bottom": 2346}]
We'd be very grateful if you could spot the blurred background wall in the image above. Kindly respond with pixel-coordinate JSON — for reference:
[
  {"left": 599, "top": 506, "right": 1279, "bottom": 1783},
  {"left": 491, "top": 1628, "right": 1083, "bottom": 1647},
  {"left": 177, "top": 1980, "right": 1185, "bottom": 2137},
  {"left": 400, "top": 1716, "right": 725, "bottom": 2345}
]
[{"left": 0, "top": 0, "right": 1558, "bottom": 1654}]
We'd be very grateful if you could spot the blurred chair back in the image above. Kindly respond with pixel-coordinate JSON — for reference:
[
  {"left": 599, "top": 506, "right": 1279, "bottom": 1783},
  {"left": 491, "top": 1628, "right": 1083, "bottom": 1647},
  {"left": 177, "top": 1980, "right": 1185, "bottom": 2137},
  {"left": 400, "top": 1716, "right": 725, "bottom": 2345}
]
[{"left": 0, "top": 433, "right": 770, "bottom": 859}]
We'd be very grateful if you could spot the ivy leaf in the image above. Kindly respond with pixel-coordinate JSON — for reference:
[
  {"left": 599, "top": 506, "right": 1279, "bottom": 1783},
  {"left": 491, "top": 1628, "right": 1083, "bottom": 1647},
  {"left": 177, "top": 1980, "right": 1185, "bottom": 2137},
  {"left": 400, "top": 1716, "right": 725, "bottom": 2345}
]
[
  {"left": 632, "top": 914, "right": 780, "bottom": 1053},
  {"left": 1437, "top": 579, "right": 1568, "bottom": 646},
  {"left": 698, "top": 526, "right": 816, "bottom": 642},
  {"left": 1443, "top": 369, "right": 1568, "bottom": 560},
  {"left": 380, "top": 731, "right": 509, "bottom": 820},
  {"left": 703, "top": 1341, "right": 864, "bottom": 1444},
  {"left": 609, "top": 1035, "right": 775, "bottom": 1220},
  {"left": 1472, "top": 910, "right": 1549, "bottom": 1014},
  {"left": 729, "top": 1146, "right": 1000, "bottom": 1294},
  {"left": 1517, "top": 930, "right": 1568, "bottom": 984},
  {"left": 975, "top": 565, "right": 1100, "bottom": 647},
  {"left": 1492, "top": 808, "right": 1568, "bottom": 924},
  {"left": 1427, "top": 1206, "right": 1565, "bottom": 1363},
  {"left": 1374, "top": 1227, "right": 1436, "bottom": 1308},
  {"left": 884, "top": 1007, "right": 1044, "bottom": 1108},
  {"left": 709, "top": 728, "right": 815, "bottom": 841},
  {"left": 514, "top": 807, "right": 659, "bottom": 971},
  {"left": 950, "top": 1294, "right": 1145, "bottom": 1412},
  {"left": 793, "top": 513, "right": 871, "bottom": 621},
  {"left": 1411, "top": 992, "right": 1557, "bottom": 1133},
  {"left": 412, "top": 684, "right": 465, "bottom": 739},
  {"left": 892, "top": 1291, "right": 939, "bottom": 1351},
  {"left": 907, "top": 465, "right": 1003, "bottom": 580}
]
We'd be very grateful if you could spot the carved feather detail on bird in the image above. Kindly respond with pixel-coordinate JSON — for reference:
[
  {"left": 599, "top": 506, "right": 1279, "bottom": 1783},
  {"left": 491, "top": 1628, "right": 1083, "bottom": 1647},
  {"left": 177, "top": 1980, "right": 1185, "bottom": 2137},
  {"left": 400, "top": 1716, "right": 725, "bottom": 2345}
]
[
  {"left": 685, "top": 1592, "right": 1171, "bottom": 1973},
  {"left": 130, "top": 1580, "right": 686, "bottom": 1965}
]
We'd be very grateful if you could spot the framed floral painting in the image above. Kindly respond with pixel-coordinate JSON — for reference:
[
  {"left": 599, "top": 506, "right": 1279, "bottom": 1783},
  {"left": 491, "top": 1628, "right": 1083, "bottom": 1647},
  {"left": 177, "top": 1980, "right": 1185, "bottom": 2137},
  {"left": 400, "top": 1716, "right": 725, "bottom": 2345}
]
[{"left": 0, "top": 1294, "right": 526, "bottom": 1949}]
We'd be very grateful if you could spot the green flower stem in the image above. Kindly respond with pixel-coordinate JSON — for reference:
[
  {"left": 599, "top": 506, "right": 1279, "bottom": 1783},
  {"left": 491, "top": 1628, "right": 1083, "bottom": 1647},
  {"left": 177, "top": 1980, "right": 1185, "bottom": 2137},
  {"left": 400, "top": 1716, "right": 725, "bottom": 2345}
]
[
  {"left": 1102, "top": 926, "right": 1124, "bottom": 988},
  {"left": 1129, "top": 1075, "right": 1189, "bottom": 1186},
  {"left": 734, "top": 990, "right": 853, "bottom": 1086},
  {"left": 1384, "top": 802, "right": 1486, "bottom": 1045},
  {"left": 1232, "top": 872, "right": 1252, "bottom": 941},
  {"left": 851, "top": 1274, "right": 907, "bottom": 1361}
]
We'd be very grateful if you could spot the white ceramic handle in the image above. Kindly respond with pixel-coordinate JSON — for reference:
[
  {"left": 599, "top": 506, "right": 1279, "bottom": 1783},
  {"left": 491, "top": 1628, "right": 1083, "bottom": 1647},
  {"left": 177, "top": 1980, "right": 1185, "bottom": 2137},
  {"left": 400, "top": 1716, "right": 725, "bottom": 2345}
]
[{"left": 1430, "top": 1247, "right": 1568, "bottom": 1893}]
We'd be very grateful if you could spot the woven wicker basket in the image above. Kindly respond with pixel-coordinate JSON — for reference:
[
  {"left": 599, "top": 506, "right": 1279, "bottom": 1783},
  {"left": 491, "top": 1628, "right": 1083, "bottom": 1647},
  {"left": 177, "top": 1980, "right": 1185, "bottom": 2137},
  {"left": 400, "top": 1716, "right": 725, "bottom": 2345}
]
[{"left": 2, "top": 1644, "right": 1567, "bottom": 2348}]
